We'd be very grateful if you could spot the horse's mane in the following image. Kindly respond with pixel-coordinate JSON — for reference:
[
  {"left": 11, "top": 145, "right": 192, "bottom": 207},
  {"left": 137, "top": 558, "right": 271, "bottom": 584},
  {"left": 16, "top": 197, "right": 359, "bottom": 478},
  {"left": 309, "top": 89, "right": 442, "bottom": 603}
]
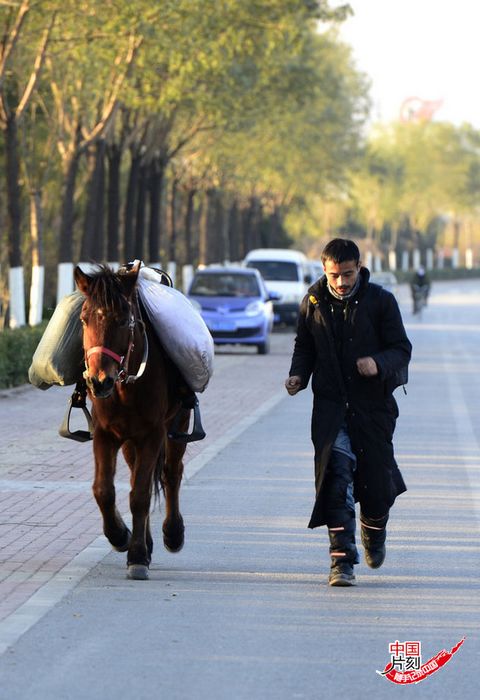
[{"left": 88, "top": 265, "right": 130, "bottom": 313}]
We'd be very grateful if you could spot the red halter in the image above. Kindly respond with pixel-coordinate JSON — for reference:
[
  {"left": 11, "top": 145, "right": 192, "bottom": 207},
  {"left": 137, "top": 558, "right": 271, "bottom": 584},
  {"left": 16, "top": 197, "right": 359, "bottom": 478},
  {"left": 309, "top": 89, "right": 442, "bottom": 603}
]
[
  {"left": 83, "top": 297, "right": 148, "bottom": 384},
  {"left": 86, "top": 346, "right": 124, "bottom": 365}
]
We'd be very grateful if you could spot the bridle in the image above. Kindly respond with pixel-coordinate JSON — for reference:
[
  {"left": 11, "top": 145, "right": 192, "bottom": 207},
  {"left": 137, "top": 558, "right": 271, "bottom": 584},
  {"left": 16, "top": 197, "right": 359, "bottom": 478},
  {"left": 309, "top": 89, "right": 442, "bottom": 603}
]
[{"left": 83, "top": 292, "right": 149, "bottom": 385}]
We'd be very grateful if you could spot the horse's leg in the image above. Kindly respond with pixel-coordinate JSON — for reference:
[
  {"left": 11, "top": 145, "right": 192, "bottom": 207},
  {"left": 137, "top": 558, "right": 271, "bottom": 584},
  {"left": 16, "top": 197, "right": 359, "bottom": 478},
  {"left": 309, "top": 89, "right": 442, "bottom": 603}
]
[
  {"left": 93, "top": 429, "right": 131, "bottom": 552},
  {"left": 123, "top": 440, "right": 153, "bottom": 560},
  {"left": 162, "top": 427, "right": 188, "bottom": 553},
  {"left": 126, "top": 438, "right": 160, "bottom": 580}
]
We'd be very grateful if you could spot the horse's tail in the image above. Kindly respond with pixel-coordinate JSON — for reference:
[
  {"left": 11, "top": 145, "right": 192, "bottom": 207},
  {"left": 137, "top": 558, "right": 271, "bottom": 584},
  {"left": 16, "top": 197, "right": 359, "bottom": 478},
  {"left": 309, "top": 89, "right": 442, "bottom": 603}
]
[{"left": 153, "top": 446, "right": 165, "bottom": 506}]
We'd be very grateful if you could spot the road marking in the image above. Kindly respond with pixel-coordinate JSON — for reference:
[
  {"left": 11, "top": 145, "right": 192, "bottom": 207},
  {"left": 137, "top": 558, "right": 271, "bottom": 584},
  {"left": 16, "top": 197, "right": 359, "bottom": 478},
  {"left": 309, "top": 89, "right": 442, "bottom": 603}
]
[
  {"left": 0, "top": 389, "right": 287, "bottom": 657},
  {"left": 445, "top": 357, "right": 480, "bottom": 528}
]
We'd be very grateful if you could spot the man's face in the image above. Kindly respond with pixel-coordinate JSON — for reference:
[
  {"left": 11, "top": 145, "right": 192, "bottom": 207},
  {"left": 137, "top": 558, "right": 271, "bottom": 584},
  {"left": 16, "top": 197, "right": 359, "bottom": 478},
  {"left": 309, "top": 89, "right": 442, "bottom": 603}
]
[{"left": 324, "top": 259, "right": 360, "bottom": 297}]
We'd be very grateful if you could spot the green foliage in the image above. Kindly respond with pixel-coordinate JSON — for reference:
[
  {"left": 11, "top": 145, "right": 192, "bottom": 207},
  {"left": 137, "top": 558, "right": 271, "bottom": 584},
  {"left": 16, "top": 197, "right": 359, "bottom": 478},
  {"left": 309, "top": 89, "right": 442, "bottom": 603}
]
[
  {"left": 0, "top": 322, "right": 47, "bottom": 389},
  {"left": 394, "top": 267, "right": 480, "bottom": 283},
  {"left": 0, "top": 0, "right": 368, "bottom": 273},
  {"left": 344, "top": 120, "right": 480, "bottom": 249}
]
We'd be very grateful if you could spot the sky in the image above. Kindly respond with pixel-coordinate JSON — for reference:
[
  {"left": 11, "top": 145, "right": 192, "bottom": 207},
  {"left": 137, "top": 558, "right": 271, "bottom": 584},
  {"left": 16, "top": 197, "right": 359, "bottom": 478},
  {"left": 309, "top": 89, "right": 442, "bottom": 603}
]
[{"left": 337, "top": 0, "right": 480, "bottom": 128}]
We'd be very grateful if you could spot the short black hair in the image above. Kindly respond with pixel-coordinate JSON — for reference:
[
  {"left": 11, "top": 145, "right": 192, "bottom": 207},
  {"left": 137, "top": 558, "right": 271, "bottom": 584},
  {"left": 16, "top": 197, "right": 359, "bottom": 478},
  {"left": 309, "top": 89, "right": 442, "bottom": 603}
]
[{"left": 321, "top": 238, "right": 360, "bottom": 265}]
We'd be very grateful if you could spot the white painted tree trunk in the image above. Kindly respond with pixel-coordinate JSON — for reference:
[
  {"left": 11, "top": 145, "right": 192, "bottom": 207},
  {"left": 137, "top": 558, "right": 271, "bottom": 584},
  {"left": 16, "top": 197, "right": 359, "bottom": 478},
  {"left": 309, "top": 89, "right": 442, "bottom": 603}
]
[
  {"left": 167, "top": 261, "right": 177, "bottom": 287},
  {"left": 182, "top": 264, "right": 194, "bottom": 294},
  {"left": 465, "top": 249, "right": 473, "bottom": 269},
  {"left": 412, "top": 249, "right": 421, "bottom": 269},
  {"left": 401, "top": 251, "right": 409, "bottom": 271},
  {"left": 56, "top": 262, "right": 74, "bottom": 304},
  {"left": 8, "top": 266, "right": 26, "bottom": 328},
  {"left": 28, "top": 265, "right": 44, "bottom": 326},
  {"left": 388, "top": 250, "right": 397, "bottom": 271}
]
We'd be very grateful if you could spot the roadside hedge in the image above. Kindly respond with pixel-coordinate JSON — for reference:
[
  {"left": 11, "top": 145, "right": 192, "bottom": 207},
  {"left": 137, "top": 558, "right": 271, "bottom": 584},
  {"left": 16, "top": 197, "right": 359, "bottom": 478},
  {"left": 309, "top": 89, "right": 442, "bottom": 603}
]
[
  {"left": 394, "top": 267, "right": 480, "bottom": 283},
  {"left": 0, "top": 323, "right": 47, "bottom": 389}
]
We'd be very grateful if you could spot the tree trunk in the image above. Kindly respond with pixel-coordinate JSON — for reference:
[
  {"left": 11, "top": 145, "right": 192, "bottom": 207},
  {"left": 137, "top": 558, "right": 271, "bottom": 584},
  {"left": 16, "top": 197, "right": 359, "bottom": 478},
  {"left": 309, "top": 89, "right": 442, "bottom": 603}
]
[
  {"left": 251, "top": 197, "right": 262, "bottom": 250},
  {"left": 80, "top": 139, "right": 106, "bottom": 262},
  {"left": 169, "top": 178, "right": 178, "bottom": 263},
  {"left": 80, "top": 146, "right": 96, "bottom": 261},
  {"left": 184, "top": 188, "right": 196, "bottom": 265},
  {"left": 106, "top": 142, "right": 121, "bottom": 262},
  {"left": 29, "top": 189, "right": 44, "bottom": 326},
  {"left": 215, "top": 193, "right": 229, "bottom": 263},
  {"left": 134, "top": 161, "right": 148, "bottom": 260},
  {"left": 91, "top": 139, "right": 106, "bottom": 262},
  {"left": 4, "top": 114, "right": 26, "bottom": 327},
  {"left": 148, "top": 157, "right": 165, "bottom": 264},
  {"left": 30, "top": 189, "right": 44, "bottom": 268},
  {"left": 227, "top": 200, "right": 240, "bottom": 261},
  {"left": 58, "top": 127, "right": 82, "bottom": 263},
  {"left": 198, "top": 194, "right": 208, "bottom": 267},
  {"left": 205, "top": 188, "right": 220, "bottom": 264},
  {"left": 241, "top": 202, "right": 254, "bottom": 255},
  {"left": 123, "top": 148, "right": 141, "bottom": 262},
  {"left": 5, "top": 115, "right": 22, "bottom": 268},
  {"left": 266, "top": 207, "right": 281, "bottom": 247}
]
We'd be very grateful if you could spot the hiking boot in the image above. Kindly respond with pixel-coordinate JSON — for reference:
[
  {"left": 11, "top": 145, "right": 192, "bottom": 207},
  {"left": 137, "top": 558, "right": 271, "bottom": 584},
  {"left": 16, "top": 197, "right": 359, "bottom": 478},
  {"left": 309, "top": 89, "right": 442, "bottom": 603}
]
[
  {"left": 360, "top": 516, "right": 387, "bottom": 569},
  {"left": 328, "top": 562, "right": 356, "bottom": 587}
]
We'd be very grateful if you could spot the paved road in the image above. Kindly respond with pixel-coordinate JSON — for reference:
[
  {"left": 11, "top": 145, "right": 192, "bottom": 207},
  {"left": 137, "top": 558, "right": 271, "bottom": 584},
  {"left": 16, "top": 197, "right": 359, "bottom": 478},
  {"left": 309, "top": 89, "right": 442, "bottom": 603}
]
[{"left": 0, "top": 280, "right": 479, "bottom": 698}]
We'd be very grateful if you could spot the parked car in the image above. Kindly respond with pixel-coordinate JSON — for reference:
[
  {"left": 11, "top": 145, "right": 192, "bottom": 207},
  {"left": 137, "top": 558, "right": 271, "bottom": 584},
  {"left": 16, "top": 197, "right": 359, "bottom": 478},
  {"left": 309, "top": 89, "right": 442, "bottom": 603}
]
[
  {"left": 187, "top": 266, "right": 276, "bottom": 354},
  {"left": 243, "top": 248, "right": 312, "bottom": 325}
]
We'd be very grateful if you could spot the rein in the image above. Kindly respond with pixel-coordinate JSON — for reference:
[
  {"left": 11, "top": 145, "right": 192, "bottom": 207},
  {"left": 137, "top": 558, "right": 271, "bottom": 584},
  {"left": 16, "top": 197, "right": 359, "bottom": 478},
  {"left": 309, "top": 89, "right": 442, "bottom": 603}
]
[{"left": 83, "top": 293, "right": 149, "bottom": 385}]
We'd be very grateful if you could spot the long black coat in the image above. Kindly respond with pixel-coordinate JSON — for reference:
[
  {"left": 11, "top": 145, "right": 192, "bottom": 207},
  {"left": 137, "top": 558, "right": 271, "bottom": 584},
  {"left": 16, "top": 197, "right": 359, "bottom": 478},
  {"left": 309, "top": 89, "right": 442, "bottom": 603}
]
[{"left": 289, "top": 268, "right": 412, "bottom": 528}]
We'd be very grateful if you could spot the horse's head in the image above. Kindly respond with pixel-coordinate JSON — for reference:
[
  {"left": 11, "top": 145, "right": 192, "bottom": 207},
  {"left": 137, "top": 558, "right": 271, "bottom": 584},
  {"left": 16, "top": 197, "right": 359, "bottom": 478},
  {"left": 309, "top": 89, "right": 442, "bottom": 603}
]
[{"left": 74, "top": 263, "right": 141, "bottom": 399}]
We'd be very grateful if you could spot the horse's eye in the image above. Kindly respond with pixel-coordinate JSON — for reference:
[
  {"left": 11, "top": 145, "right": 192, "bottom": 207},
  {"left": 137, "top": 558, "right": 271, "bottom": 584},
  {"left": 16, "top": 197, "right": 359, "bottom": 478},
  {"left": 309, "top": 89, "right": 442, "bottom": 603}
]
[
  {"left": 80, "top": 318, "right": 87, "bottom": 326},
  {"left": 119, "top": 318, "right": 129, "bottom": 328}
]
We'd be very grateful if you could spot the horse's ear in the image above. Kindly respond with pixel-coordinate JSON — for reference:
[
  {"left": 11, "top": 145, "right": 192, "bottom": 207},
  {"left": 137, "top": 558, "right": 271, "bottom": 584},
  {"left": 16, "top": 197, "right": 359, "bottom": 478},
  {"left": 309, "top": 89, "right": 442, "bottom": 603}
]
[
  {"left": 120, "top": 261, "right": 141, "bottom": 298},
  {"left": 74, "top": 266, "right": 92, "bottom": 296}
]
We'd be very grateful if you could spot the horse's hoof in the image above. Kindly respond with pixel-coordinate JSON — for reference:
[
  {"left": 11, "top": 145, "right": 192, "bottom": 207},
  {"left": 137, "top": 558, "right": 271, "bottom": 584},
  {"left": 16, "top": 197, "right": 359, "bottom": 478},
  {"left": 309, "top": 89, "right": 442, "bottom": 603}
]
[
  {"left": 164, "top": 539, "right": 184, "bottom": 553},
  {"left": 112, "top": 528, "right": 132, "bottom": 553},
  {"left": 126, "top": 564, "right": 149, "bottom": 580},
  {"left": 162, "top": 523, "right": 185, "bottom": 553}
]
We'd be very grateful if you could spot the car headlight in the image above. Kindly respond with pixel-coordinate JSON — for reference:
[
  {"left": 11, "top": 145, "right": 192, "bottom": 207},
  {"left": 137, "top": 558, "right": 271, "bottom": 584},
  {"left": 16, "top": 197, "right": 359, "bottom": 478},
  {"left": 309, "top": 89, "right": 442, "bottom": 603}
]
[
  {"left": 245, "top": 300, "right": 264, "bottom": 316},
  {"left": 189, "top": 299, "right": 202, "bottom": 311}
]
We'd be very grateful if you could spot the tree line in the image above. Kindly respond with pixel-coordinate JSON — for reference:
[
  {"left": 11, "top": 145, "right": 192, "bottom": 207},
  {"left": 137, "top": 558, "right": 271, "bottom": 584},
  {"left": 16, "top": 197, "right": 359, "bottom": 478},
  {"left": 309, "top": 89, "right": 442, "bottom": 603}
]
[
  {"left": 0, "top": 0, "right": 368, "bottom": 325},
  {"left": 2, "top": 1, "right": 479, "bottom": 328}
]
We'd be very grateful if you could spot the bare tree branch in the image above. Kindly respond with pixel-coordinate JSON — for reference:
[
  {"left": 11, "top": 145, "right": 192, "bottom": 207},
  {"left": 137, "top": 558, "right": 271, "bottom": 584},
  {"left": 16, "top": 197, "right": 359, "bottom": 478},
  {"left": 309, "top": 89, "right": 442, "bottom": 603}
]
[
  {"left": 80, "top": 33, "right": 143, "bottom": 149},
  {"left": 0, "top": 0, "right": 30, "bottom": 90},
  {"left": 16, "top": 10, "right": 56, "bottom": 119}
]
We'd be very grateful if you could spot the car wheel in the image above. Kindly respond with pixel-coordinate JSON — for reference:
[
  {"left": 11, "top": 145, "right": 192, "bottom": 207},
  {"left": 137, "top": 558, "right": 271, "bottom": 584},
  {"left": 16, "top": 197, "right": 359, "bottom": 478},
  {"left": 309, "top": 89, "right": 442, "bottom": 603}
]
[{"left": 257, "top": 339, "right": 270, "bottom": 355}]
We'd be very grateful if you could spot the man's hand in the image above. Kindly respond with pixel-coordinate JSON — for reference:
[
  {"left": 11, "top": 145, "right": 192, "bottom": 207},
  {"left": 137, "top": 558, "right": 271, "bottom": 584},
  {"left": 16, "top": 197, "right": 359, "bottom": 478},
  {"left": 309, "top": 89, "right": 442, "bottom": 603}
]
[
  {"left": 356, "top": 356, "right": 378, "bottom": 377},
  {"left": 285, "top": 375, "right": 302, "bottom": 395}
]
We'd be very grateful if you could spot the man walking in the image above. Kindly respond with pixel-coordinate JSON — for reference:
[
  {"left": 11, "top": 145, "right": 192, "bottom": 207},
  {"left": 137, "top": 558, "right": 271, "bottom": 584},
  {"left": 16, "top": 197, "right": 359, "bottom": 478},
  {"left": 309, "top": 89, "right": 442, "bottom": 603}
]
[{"left": 285, "top": 239, "right": 411, "bottom": 587}]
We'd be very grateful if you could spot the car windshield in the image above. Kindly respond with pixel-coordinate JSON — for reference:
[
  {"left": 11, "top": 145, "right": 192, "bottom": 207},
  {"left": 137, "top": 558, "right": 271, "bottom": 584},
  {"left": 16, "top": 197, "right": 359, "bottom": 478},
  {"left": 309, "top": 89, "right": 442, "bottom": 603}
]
[
  {"left": 246, "top": 260, "right": 299, "bottom": 281},
  {"left": 190, "top": 273, "right": 261, "bottom": 297}
]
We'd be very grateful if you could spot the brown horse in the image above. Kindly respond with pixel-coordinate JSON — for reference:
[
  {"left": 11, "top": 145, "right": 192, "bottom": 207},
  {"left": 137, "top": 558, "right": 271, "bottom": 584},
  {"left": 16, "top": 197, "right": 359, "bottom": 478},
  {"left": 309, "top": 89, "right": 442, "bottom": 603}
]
[{"left": 74, "top": 262, "right": 191, "bottom": 580}]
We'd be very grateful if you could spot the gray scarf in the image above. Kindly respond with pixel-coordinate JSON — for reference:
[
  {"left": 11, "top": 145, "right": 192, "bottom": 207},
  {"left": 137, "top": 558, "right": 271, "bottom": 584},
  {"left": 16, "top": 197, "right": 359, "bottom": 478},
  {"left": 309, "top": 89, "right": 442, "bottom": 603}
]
[{"left": 327, "top": 275, "right": 361, "bottom": 301}]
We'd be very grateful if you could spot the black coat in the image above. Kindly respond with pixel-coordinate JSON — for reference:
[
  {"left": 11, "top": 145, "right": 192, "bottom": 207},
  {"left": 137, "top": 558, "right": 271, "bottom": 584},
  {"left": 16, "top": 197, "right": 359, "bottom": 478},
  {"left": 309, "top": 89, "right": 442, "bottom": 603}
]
[{"left": 289, "top": 268, "right": 412, "bottom": 528}]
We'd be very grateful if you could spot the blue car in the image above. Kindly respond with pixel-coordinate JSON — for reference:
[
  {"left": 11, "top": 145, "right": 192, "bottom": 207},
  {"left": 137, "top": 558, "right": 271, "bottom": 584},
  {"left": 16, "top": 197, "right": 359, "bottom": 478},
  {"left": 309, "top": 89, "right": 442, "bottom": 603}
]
[{"left": 188, "top": 266, "right": 275, "bottom": 354}]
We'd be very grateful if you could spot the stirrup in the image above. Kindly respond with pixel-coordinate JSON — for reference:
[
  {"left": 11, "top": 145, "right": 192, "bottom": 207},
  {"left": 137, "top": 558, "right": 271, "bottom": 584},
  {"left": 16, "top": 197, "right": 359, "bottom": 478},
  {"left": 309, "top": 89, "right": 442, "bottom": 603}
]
[
  {"left": 168, "top": 396, "right": 206, "bottom": 443},
  {"left": 59, "top": 380, "right": 94, "bottom": 442}
]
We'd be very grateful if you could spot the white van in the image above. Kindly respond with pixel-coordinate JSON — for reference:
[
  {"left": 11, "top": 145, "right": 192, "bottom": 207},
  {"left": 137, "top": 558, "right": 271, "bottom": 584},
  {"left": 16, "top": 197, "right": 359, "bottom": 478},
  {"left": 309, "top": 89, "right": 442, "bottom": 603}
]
[{"left": 243, "top": 248, "right": 313, "bottom": 325}]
